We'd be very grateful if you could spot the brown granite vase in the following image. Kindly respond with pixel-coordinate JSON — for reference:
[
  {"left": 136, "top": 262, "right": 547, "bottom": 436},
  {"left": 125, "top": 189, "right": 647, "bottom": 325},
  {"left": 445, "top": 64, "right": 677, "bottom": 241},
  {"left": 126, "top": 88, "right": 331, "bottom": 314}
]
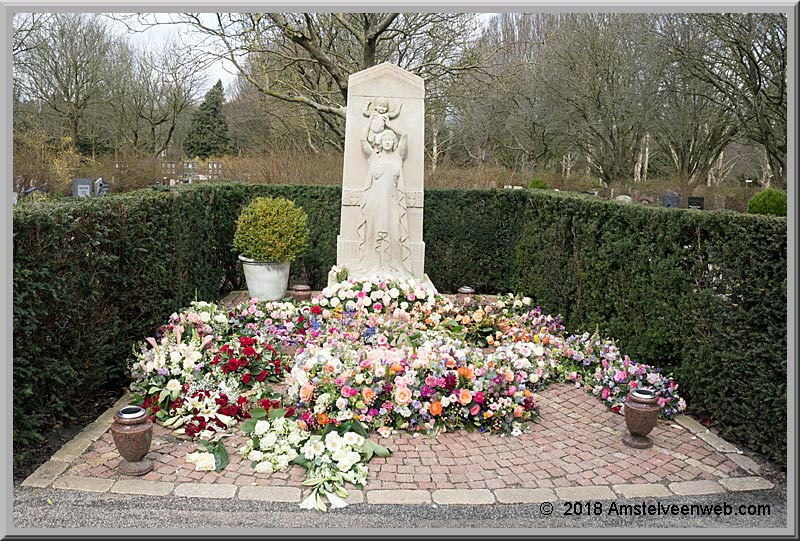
[
  {"left": 290, "top": 284, "right": 312, "bottom": 303},
  {"left": 622, "top": 388, "right": 660, "bottom": 449},
  {"left": 110, "top": 406, "right": 154, "bottom": 475}
]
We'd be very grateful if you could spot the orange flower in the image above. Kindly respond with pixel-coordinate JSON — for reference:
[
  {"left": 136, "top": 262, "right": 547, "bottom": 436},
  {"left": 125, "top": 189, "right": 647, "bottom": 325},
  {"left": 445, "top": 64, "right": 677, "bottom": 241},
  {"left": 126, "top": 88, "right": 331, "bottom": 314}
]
[
  {"left": 317, "top": 413, "right": 328, "bottom": 425},
  {"left": 299, "top": 383, "right": 315, "bottom": 402},
  {"left": 504, "top": 369, "right": 514, "bottom": 382},
  {"left": 523, "top": 389, "right": 532, "bottom": 398},
  {"left": 390, "top": 363, "right": 404, "bottom": 374},
  {"left": 445, "top": 358, "right": 456, "bottom": 369},
  {"left": 542, "top": 335, "right": 549, "bottom": 346},
  {"left": 362, "top": 387, "right": 375, "bottom": 404},
  {"left": 429, "top": 401, "right": 443, "bottom": 416},
  {"left": 394, "top": 386, "right": 412, "bottom": 405},
  {"left": 513, "top": 405, "right": 524, "bottom": 418},
  {"left": 296, "top": 419, "right": 308, "bottom": 431},
  {"left": 458, "top": 389, "right": 473, "bottom": 405},
  {"left": 327, "top": 365, "right": 335, "bottom": 372}
]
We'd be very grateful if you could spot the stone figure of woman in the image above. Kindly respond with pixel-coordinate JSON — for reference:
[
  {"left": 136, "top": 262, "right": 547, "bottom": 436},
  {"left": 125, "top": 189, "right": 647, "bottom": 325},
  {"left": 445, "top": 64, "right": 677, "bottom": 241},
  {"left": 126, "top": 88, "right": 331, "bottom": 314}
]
[{"left": 356, "top": 121, "right": 413, "bottom": 278}]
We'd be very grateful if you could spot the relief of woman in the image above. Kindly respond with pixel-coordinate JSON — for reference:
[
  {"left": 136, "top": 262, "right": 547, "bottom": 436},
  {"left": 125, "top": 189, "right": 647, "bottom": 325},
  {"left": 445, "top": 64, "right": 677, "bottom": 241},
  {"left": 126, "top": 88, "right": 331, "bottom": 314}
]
[{"left": 356, "top": 122, "right": 413, "bottom": 278}]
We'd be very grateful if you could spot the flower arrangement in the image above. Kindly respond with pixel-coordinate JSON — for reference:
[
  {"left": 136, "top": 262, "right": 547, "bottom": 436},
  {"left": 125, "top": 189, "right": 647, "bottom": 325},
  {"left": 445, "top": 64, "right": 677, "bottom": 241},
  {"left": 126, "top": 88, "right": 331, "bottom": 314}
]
[
  {"left": 129, "top": 276, "right": 687, "bottom": 512},
  {"left": 553, "top": 331, "right": 686, "bottom": 418}
]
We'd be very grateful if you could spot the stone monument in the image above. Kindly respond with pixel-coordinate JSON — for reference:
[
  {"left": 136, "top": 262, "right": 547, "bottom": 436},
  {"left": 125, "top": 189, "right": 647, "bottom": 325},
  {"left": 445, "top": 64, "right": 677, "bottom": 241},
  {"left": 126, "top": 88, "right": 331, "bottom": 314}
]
[{"left": 329, "top": 63, "right": 434, "bottom": 289}]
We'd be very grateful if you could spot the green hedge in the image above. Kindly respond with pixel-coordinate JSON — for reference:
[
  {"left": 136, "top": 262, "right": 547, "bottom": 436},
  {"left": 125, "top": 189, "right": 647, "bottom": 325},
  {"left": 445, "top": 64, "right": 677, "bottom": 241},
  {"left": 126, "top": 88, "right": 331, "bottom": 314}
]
[
  {"left": 512, "top": 190, "right": 787, "bottom": 463},
  {"left": 13, "top": 183, "right": 787, "bottom": 464}
]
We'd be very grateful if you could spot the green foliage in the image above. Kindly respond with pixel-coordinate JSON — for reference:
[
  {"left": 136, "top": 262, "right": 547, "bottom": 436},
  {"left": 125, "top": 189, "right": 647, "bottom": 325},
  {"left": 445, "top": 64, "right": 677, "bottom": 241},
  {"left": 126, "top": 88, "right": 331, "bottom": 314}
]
[
  {"left": 13, "top": 183, "right": 787, "bottom": 466},
  {"left": 511, "top": 190, "right": 787, "bottom": 464},
  {"left": 747, "top": 188, "right": 787, "bottom": 216},
  {"left": 183, "top": 80, "right": 232, "bottom": 159},
  {"left": 529, "top": 178, "right": 549, "bottom": 189},
  {"left": 233, "top": 196, "right": 310, "bottom": 262}
]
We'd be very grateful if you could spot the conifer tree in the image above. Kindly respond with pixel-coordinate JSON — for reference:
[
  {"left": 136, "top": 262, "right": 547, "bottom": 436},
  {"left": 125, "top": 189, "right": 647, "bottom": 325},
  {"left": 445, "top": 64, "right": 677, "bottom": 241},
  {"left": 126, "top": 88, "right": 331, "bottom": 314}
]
[{"left": 183, "top": 80, "right": 232, "bottom": 159}]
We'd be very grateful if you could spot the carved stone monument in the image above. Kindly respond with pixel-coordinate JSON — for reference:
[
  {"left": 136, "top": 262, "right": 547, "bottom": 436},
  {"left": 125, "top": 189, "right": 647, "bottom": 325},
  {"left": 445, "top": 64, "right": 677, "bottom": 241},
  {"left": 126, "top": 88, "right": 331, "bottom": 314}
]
[{"left": 329, "top": 63, "right": 433, "bottom": 289}]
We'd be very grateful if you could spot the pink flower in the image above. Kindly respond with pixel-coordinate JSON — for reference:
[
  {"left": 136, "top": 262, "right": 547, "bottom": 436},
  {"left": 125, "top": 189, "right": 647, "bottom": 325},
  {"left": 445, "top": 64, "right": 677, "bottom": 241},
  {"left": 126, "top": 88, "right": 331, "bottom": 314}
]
[
  {"left": 373, "top": 302, "right": 383, "bottom": 312},
  {"left": 508, "top": 386, "right": 516, "bottom": 396},
  {"left": 248, "top": 304, "right": 257, "bottom": 314},
  {"left": 407, "top": 294, "right": 416, "bottom": 301},
  {"left": 360, "top": 360, "right": 372, "bottom": 369},
  {"left": 601, "top": 387, "right": 611, "bottom": 399},
  {"left": 474, "top": 368, "right": 484, "bottom": 377},
  {"left": 342, "top": 386, "right": 359, "bottom": 398},
  {"left": 657, "top": 397, "right": 667, "bottom": 408},
  {"left": 334, "top": 377, "right": 345, "bottom": 386},
  {"left": 357, "top": 291, "right": 366, "bottom": 298},
  {"left": 469, "top": 404, "right": 480, "bottom": 416},
  {"left": 474, "top": 391, "right": 484, "bottom": 404}
]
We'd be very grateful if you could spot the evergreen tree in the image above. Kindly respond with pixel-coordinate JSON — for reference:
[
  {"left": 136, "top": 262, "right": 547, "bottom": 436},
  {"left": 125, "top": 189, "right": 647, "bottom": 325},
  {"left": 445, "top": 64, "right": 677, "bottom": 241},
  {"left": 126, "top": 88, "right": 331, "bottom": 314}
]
[{"left": 183, "top": 80, "right": 232, "bottom": 159}]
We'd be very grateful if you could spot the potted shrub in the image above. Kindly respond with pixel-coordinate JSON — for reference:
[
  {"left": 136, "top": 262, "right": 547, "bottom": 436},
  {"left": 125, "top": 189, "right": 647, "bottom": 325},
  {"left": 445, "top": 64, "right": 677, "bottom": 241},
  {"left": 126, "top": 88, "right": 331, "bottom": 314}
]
[{"left": 233, "top": 196, "right": 310, "bottom": 301}]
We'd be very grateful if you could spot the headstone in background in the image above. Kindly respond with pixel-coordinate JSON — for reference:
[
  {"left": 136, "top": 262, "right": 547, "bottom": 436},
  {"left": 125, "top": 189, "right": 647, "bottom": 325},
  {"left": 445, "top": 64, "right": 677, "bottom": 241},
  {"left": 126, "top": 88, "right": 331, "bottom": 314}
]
[
  {"left": 72, "top": 178, "right": 93, "bottom": 198},
  {"left": 662, "top": 190, "right": 680, "bottom": 208},
  {"left": 12, "top": 192, "right": 18, "bottom": 205},
  {"left": 688, "top": 196, "right": 705, "bottom": 210},
  {"left": 169, "top": 179, "right": 177, "bottom": 187},
  {"left": 94, "top": 178, "right": 110, "bottom": 196},
  {"left": 332, "top": 62, "right": 431, "bottom": 288},
  {"left": 614, "top": 195, "right": 634, "bottom": 204}
]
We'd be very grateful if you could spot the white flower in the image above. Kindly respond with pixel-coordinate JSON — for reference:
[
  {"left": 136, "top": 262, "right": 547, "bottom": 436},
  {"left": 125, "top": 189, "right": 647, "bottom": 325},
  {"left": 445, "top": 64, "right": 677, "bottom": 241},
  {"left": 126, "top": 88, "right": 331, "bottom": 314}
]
[
  {"left": 214, "top": 314, "right": 228, "bottom": 323},
  {"left": 325, "top": 433, "right": 343, "bottom": 453},
  {"left": 254, "top": 420, "right": 270, "bottom": 436},
  {"left": 261, "top": 432, "right": 278, "bottom": 449},
  {"left": 254, "top": 461, "right": 274, "bottom": 474},
  {"left": 522, "top": 297, "right": 532, "bottom": 306},
  {"left": 166, "top": 379, "right": 181, "bottom": 392},
  {"left": 529, "top": 373, "right": 540, "bottom": 384},
  {"left": 388, "top": 287, "right": 400, "bottom": 299},
  {"left": 329, "top": 297, "right": 341, "bottom": 308},
  {"left": 247, "top": 450, "right": 264, "bottom": 462},
  {"left": 199, "top": 312, "right": 211, "bottom": 323},
  {"left": 336, "top": 397, "right": 348, "bottom": 410},
  {"left": 288, "top": 431, "right": 304, "bottom": 446},
  {"left": 186, "top": 451, "right": 216, "bottom": 471},
  {"left": 441, "top": 396, "right": 451, "bottom": 408},
  {"left": 343, "top": 432, "right": 364, "bottom": 448}
]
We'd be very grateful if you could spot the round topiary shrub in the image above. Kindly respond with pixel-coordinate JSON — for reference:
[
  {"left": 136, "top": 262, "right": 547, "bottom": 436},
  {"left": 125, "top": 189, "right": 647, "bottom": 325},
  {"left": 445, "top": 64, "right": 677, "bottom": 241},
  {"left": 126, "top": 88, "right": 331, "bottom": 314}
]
[
  {"left": 233, "top": 196, "right": 310, "bottom": 262},
  {"left": 529, "top": 178, "right": 549, "bottom": 190},
  {"left": 747, "top": 188, "right": 787, "bottom": 216}
]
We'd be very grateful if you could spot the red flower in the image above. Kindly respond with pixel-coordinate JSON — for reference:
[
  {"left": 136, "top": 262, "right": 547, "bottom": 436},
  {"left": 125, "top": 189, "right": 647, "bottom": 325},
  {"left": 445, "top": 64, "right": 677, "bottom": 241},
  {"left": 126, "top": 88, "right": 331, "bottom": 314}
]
[
  {"left": 226, "top": 358, "right": 238, "bottom": 372},
  {"left": 237, "top": 396, "right": 248, "bottom": 406},
  {"left": 241, "top": 346, "right": 257, "bottom": 357},
  {"left": 311, "top": 305, "right": 322, "bottom": 315},
  {"left": 212, "top": 354, "right": 220, "bottom": 365},
  {"left": 284, "top": 406, "right": 295, "bottom": 417},
  {"left": 220, "top": 344, "right": 230, "bottom": 354},
  {"left": 238, "top": 336, "right": 255, "bottom": 346},
  {"left": 611, "top": 405, "right": 621, "bottom": 413},
  {"left": 255, "top": 370, "right": 267, "bottom": 382},
  {"left": 151, "top": 405, "right": 160, "bottom": 413},
  {"left": 242, "top": 373, "right": 251, "bottom": 384},
  {"left": 238, "top": 357, "right": 248, "bottom": 367}
]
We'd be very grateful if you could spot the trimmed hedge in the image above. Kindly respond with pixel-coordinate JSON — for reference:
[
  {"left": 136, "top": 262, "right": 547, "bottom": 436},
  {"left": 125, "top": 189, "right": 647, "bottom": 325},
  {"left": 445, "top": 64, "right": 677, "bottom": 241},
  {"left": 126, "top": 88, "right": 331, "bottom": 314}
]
[{"left": 13, "top": 183, "right": 787, "bottom": 465}]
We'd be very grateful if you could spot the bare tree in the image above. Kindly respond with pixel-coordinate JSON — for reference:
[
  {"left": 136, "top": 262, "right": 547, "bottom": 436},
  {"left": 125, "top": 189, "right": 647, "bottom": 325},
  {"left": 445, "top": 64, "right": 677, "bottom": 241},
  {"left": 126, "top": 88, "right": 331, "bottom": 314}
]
[
  {"left": 107, "top": 41, "right": 203, "bottom": 157},
  {"left": 667, "top": 13, "right": 786, "bottom": 187},
  {"left": 111, "top": 13, "right": 489, "bottom": 147},
  {"left": 16, "top": 14, "right": 118, "bottom": 152},
  {"left": 538, "top": 14, "right": 665, "bottom": 184},
  {"left": 652, "top": 14, "right": 739, "bottom": 202}
]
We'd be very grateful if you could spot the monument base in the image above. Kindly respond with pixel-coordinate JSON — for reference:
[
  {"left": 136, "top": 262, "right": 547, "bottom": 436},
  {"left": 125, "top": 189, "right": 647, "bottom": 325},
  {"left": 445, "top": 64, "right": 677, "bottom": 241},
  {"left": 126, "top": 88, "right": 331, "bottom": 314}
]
[{"left": 326, "top": 268, "right": 437, "bottom": 294}]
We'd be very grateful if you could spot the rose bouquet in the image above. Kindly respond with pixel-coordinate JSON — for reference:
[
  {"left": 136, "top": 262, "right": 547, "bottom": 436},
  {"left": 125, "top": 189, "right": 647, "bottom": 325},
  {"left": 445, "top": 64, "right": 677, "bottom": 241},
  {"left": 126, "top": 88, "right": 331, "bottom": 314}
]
[{"left": 209, "top": 334, "right": 286, "bottom": 387}]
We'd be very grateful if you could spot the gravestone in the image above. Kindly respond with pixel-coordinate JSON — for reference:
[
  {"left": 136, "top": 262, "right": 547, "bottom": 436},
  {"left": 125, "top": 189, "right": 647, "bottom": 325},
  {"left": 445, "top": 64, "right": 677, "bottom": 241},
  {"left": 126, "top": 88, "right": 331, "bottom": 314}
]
[
  {"left": 72, "top": 178, "right": 93, "bottom": 198},
  {"left": 614, "top": 195, "right": 634, "bottom": 204},
  {"left": 329, "top": 62, "right": 433, "bottom": 289},
  {"left": 688, "top": 196, "right": 704, "bottom": 210},
  {"left": 12, "top": 192, "right": 17, "bottom": 205},
  {"left": 662, "top": 190, "right": 679, "bottom": 208},
  {"left": 94, "top": 178, "right": 110, "bottom": 196}
]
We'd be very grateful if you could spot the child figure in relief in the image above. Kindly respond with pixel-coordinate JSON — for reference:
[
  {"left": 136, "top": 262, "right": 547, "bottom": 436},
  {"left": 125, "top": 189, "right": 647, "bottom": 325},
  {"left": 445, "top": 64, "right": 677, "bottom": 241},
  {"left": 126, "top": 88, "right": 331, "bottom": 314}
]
[{"left": 362, "top": 97, "right": 402, "bottom": 148}]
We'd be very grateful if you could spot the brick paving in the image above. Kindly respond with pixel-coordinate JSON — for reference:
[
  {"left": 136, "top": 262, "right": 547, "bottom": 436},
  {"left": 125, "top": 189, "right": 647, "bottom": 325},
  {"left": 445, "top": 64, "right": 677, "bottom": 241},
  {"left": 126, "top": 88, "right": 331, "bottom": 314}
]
[{"left": 59, "top": 383, "right": 748, "bottom": 494}]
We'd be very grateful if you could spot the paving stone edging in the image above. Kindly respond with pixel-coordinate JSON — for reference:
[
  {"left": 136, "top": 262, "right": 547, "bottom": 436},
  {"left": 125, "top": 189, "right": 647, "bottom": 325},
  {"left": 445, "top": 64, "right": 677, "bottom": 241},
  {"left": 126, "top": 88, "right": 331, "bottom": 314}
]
[{"left": 22, "top": 394, "right": 776, "bottom": 505}]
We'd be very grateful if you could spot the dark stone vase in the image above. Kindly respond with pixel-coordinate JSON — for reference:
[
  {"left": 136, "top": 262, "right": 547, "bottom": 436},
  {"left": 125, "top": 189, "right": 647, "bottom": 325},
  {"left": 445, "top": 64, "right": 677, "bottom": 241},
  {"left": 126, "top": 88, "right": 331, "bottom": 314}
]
[
  {"left": 290, "top": 284, "right": 312, "bottom": 302},
  {"left": 111, "top": 406, "right": 154, "bottom": 475},
  {"left": 622, "top": 389, "right": 660, "bottom": 449}
]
